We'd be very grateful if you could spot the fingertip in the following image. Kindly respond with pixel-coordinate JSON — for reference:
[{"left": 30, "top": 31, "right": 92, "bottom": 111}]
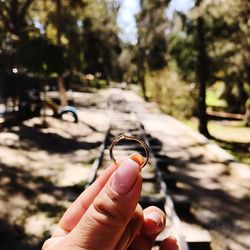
[
  {"left": 142, "top": 207, "right": 166, "bottom": 236},
  {"left": 142, "top": 215, "right": 164, "bottom": 237},
  {"left": 160, "top": 235, "right": 179, "bottom": 250},
  {"left": 147, "top": 211, "right": 163, "bottom": 226},
  {"left": 129, "top": 209, "right": 165, "bottom": 250},
  {"left": 130, "top": 153, "right": 145, "bottom": 167},
  {"left": 112, "top": 158, "right": 140, "bottom": 194}
]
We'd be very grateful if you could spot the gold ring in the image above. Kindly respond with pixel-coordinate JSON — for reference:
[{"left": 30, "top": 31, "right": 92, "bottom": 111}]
[{"left": 109, "top": 133, "right": 149, "bottom": 168}]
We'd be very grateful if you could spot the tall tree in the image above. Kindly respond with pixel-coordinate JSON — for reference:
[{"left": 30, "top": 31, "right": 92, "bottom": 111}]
[
  {"left": 0, "top": 0, "right": 34, "bottom": 39},
  {"left": 31, "top": 0, "right": 121, "bottom": 82},
  {"left": 136, "top": 0, "right": 170, "bottom": 100},
  {"left": 0, "top": 0, "right": 36, "bottom": 71},
  {"left": 29, "top": 0, "right": 87, "bottom": 103},
  {"left": 196, "top": 0, "right": 210, "bottom": 137},
  {"left": 204, "top": 0, "right": 250, "bottom": 115},
  {"left": 55, "top": 0, "right": 67, "bottom": 106},
  {"left": 79, "top": 0, "right": 121, "bottom": 82}
]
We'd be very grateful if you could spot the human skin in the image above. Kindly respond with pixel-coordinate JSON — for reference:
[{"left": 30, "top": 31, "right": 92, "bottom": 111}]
[{"left": 42, "top": 154, "right": 179, "bottom": 250}]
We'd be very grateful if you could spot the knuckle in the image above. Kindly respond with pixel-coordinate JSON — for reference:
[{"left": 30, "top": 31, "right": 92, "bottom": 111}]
[
  {"left": 92, "top": 190, "right": 128, "bottom": 228},
  {"left": 135, "top": 206, "right": 144, "bottom": 220}
]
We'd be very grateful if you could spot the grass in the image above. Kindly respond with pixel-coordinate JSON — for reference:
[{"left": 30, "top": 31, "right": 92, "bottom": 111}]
[
  {"left": 183, "top": 117, "right": 250, "bottom": 166},
  {"left": 206, "top": 89, "right": 227, "bottom": 108},
  {"left": 89, "top": 79, "right": 108, "bottom": 89},
  {"left": 216, "top": 140, "right": 250, "bottom": 166}
]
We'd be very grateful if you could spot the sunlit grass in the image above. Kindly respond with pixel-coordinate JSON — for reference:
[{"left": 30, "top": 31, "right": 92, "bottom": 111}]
[
  {"left": 183, "top": 117, "right": 250, "bottom": 166},
  {"left": 206, "top": 89, "right": 227, "bottom": 108},
  {"left": 208, "top": 121, "right": 249, "bottom": 142}
]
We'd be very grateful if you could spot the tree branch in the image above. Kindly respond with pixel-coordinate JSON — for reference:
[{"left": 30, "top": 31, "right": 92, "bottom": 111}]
[
  {"left": 20, "top": 0, "right": 34, "bottom": 20},
  {"left": 0, "top": 9, "right": 12, "bottom": 33}
]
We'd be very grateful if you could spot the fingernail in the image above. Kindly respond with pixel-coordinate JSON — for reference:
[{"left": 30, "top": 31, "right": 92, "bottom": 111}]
[
  {"left": 112, "top": 158, "right": 140, "bottom": 194},
  {"left": 147, "top": 211, "right": 162, "bottom": 226},
  {"left": 130, "top": 153, "right": 145, "bottom": 167}
]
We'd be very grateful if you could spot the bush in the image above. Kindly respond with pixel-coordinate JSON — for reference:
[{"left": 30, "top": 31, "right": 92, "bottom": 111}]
[{"left": 145, "top": 69, "right": 196, "bottom": 119}]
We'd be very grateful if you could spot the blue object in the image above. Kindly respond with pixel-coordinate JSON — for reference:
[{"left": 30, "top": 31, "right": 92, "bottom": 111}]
[
  {"left": 58, "top": 106, "right": 77, "bottom": 114},
  {"left": 58, "top": 106, "right": 78, "bottom": 123}
]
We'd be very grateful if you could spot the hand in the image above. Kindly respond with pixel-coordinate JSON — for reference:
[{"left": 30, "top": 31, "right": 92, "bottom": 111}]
[{"left": 42, "top": 154, "right": 179, "bottom": 250}]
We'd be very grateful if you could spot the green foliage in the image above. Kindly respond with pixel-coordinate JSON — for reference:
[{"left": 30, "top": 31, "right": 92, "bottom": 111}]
[
  {"left": 0, "top": 0, "right": 35, "bottom": 38},
  {"left": 145, "top": 69, "right": 196, "bottom": 119},
  {"left": 18, "top": 37, "right": 65, "bottom": 75},
  {"left": 135, "top": 0, "right": 170, "bottom": 99},
  {"left": 117, "top": 46, "right": 138, "bottom": 83},
  {"left": 81, "top": 17, "right": 121, "bottom": 80},
  {"left": 168, "top": 32, "right": 197, "bottom": 82},
  {"left": 0, "top": 0, "right": 122, "bottom": 81},
  {"left": 0, "top": 0, "right": 249, "bottom": 118},
  {"left": 206, "top": 82, "right": 227, "bottom": 108},
  {"left": 89, "top": 78, "right": 107, "bottom": 89},
  {"left": 168, "top": 0, "right": 250, "bottom": 118},
  {"left": 147, "top": 35, "right": 167, "bottom": 71}
]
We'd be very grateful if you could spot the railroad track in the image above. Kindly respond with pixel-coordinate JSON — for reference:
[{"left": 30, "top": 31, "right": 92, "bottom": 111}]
[{"left": 87, "top": 88, "right": 211, "bottom": 250}]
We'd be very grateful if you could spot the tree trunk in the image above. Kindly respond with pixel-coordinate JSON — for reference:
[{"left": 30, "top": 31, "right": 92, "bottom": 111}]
[
  {"left": 244, "top": 99, "right": 250, "bottom": 127},
  {"left": 196, "top": 0, "right": 210, "bottom": 137},
  {"left": 237, "top": 81, "right": 248, "bottom": 114},
  {"left": 138, "top": 67, "right": 148, "bottom": 101},
  {"left": 58, "top": 76, "right": 68, "bottom": 106},
  {"left": 56, "top": 0, "right": 62, "bottom": 47},
  {"left": 56, "top": 0, "right": 67, "bottom": 106},
  {"left": 137, "top": 49, "right": 148, "bottom": 101}
]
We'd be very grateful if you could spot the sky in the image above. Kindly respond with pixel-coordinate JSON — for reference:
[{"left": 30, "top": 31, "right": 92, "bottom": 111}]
[
  {"left": 117, "top": 0, "right": 140, "bottom": 45},
  {"left": 117, "top": 0, "right": 194, "bottom": 44}
]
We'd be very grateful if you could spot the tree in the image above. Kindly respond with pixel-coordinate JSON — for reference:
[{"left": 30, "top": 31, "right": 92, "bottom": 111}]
[
  {"left": 0, "top": 0, "right": 37, "bottom": 72},
  {"left": 27, "top": 0, "right": 87, "bottom": 104},
  {"left": 55, "top": 0, "right": 67, "bottom": 106},
  {"left": 17, "top": 37, "right": 64, "bottom": 76},
  {"left": 169, "top": 1, "right": 210, "bottom": 136},
  {"left": 168, "top": 0, "right": 250, "bottom": 133},
  {"left": 195, "top": 0, "right": 210, "bottom": 137},
  {"left": 203, "top": 0, "right": 250, "bottom": 115},
  {"left": 0, "top": 0, "right": 34, "bottom": 39},
  {"left": 168, "top": 12, "right": 198, "bottom": 83},
  {"left": 29, "top": 0, "right": 121, "bottom": 83},
  {"left": 81, "top": 17, "right": 121, "bottom": 82},
  {"left": 136, "top": 0, "right": 170, "bottom": 100},
  {"left": 80, "top": 0, "right": 121, "bottom": 82}
]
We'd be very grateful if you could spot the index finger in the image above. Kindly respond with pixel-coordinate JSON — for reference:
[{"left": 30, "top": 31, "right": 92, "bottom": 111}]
[
  {"left": 58, "top": 154, "right": 143, "bottom": 233},
  {"left": 58, "top": 161, "right": 118, "bottom": 232}
]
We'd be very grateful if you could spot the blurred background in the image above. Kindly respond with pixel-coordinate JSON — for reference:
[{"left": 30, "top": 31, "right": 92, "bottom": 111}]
[{"left": 0, "top": 0, "right": 249, "bottom": 249}]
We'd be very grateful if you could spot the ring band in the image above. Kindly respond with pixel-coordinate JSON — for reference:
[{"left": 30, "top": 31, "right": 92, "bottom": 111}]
[{"left": 109, "top": 133, "right": 149, "bottom": 168}]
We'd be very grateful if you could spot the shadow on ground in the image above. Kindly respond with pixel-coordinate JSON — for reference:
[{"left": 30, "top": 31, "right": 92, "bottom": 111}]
[
  {"left": 214, "top": 138, "right": 250, "bottom": 166},
  {"left": 0, "top": 118, "right": 100, "bottom": 249},
  {"left": 152, "top": 135, "right": 250, "bottom": 250},
  {"left": 7, "top": 124, "right": 101, "bottom": 154},
  {"left": 0, "top": 159, "right": 85, "bottom": 249}
]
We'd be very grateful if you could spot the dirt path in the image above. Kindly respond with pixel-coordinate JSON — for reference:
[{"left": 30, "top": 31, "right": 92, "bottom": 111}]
[{"left": 0, "top": 88, "right": 249, "bottom": 250}]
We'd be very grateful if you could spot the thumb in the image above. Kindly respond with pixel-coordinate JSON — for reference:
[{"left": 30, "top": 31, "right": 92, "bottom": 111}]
[{"left": 63, "top": 157, "right": 143, "bottom": 250}]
